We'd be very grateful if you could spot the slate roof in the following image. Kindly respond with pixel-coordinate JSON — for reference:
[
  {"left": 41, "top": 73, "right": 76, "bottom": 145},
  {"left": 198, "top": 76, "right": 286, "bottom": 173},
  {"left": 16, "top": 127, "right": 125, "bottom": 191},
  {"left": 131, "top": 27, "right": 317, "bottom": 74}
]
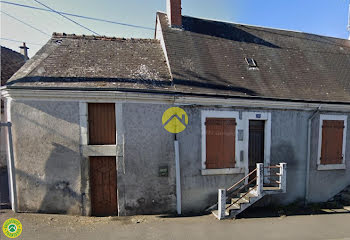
[
  {"left": 158, "top": 12, "right": 350, "bottom": 103},
  {"left": 7, "top": 14, "right": 350, "bottom": 103},
  {"left": 1, "top": 46, "right": 26, "bottom": 86},
  {"left": 8, "top": 33, "right": 173, "bottom": 91}
]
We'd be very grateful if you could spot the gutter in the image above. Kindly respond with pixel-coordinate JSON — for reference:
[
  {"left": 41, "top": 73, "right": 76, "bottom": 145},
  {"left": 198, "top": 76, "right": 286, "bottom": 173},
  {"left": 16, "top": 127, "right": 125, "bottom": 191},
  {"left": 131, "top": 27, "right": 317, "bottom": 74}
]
[
  {"left": 305, "top": 105, "right": 321, "bottom": 205},
  {"left": 5, "top": 85, "right": 350, "bottom": 106}
]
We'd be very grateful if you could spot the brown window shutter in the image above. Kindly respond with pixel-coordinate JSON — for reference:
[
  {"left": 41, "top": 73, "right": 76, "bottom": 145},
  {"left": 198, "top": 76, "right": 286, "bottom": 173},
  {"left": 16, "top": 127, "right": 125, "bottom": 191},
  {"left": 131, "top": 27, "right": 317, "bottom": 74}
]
[
  {"left": 223, "top": 119, "right": 236, "bottom": 168},
  {"left": 206, "top": 118, "right": 224, "bottom": 169},
  {"left": 88, "top": 103, "right": 116, "bottom": 145},
  {"left": 206, "top": 118, "right": 236, "bottom": 169},
  {"left": 321, "top": 120, "right": 344, "bottom": 165}
]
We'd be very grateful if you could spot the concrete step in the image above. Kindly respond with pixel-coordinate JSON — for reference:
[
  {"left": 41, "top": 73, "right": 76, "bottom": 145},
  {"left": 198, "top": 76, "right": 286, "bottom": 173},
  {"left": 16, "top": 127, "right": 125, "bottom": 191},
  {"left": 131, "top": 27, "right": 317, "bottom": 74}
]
[
  {"left": 239, "top": 192, "right": 257, "bottom": 198},
  {"left": 225, "top": 203, "right": 241, "bottom": 215},
  {"left": 231, "top": 197, "right": 249, "bottom": 205},
  {"left": 226, "top": 203, "right": 240, "bottom": 211}
]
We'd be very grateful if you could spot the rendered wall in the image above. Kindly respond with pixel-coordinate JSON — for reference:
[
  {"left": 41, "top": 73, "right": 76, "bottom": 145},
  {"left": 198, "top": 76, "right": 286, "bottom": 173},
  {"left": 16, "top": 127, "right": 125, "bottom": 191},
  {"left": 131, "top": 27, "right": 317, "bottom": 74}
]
[
  {"left": 308, "top": 113, "right": 350, "bottom": 203},
  {"left": 9, "top": 99, "right": 350, "bottom": 216},
  {"left": 10, "top": 100, "right": 82, "bottom": 214}
]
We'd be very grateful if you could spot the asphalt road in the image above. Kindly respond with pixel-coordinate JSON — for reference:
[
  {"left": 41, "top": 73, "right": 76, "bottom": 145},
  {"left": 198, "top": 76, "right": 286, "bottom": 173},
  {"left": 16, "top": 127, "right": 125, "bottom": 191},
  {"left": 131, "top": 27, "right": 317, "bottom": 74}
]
[{"left": 1, "top": 209, "right": 350, "bottom": 240}]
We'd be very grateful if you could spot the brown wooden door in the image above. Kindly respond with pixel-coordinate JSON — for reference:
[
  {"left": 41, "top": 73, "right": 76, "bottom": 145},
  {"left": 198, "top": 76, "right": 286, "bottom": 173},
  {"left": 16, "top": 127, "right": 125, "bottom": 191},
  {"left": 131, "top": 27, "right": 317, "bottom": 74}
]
[
  {"left": 88, "top": 103, "right": 116, "bottom": 145},
  {"left": 248, "top": 120, "right": 265, "bottom": 180},
  {"left": 90, "top": 156, "right": 117, "bottom": 216}
]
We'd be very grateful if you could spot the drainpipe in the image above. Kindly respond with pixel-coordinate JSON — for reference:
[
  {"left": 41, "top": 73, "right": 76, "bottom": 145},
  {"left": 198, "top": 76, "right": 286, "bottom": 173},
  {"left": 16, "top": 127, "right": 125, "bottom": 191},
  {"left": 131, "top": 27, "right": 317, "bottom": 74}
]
[
  {"left": 305, "top": 105, "right": 321, "bottom": 205},
  {"left": 174, "top": 134, "right": 181, "bottom": 215}
]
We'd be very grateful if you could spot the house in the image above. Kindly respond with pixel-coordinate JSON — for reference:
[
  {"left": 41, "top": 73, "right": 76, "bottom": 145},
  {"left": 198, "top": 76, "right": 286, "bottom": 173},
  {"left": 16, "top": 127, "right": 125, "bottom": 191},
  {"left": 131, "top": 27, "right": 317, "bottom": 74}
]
[
  {"left": 2, "top": 0, "right": 350, "bottom": 217},
  {"left": 0, "top": 44, "right": 28, "bottom": 208}
]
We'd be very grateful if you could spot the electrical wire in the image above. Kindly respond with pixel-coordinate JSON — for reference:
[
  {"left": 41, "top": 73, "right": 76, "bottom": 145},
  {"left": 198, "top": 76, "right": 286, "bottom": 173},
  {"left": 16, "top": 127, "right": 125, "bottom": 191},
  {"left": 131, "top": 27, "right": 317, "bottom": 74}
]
[
  {"left": 0, "top": 37, "right": 44, "bottom": 46},
  {"left": 0, "top": 10, "right": 51, "bottom": 36},
  {"left": 0, "top": 1, "right": 154, "bottom": 31},
  {"left": 32, "top": 0, "right": 100, "bottom": 36},
  {"left": 1, "top": 0, "right": 348, "bottom": 54}
]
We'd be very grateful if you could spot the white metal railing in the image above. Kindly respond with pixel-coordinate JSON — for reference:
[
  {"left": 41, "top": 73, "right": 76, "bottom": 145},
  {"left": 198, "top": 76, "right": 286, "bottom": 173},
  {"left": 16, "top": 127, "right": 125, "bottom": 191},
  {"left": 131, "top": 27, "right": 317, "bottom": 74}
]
[{"left": 217, "top": 163, "right": 287, "bottom": 219}]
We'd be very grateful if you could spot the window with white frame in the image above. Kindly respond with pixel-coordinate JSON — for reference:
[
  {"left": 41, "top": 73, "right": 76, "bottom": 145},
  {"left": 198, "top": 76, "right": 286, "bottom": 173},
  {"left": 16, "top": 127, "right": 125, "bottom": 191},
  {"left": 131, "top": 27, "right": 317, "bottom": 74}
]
[
  {"left": 201, "top": 111, "right": 240, "bottom": 174},
  {"left": 317, "top": 115, "right": 347, "bottom": 170}
]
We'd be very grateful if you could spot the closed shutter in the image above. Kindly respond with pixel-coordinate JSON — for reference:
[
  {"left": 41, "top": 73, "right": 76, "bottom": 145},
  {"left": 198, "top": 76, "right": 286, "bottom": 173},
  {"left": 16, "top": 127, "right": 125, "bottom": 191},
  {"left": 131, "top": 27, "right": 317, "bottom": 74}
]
[
  {"left": 206, "top": 118, "right": 236, "bottom": 169},
  {"left": 321, "top": 120, "right": 344, "bottom": 165},
  {"left": 223, "top": 119, "right": 236, "bottom": 168},
  {"left": 88, "top": 103, "right": 116, "bottom": 145}
]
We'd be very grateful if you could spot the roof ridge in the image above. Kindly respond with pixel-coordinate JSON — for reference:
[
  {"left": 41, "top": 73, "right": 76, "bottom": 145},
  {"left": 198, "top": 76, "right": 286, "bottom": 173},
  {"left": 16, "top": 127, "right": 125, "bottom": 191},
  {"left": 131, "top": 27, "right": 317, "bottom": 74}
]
[
  {"left": 51, "top": 33, "right": 158, "bottom": 42},
  {"left": 167, "top": 13, "right": 349, "bottom": 42},
  {"left": 1, "top": 46, "right": 24, "bottom": 57}
]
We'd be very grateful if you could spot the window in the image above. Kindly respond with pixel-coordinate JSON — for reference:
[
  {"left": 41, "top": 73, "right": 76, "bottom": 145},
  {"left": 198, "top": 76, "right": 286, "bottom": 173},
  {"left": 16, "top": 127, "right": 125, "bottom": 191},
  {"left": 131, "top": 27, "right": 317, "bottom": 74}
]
[
  {"left": 205, "top": 118, "right": 236, "bottom": 169},
  {"left": 317, "top": 115, "right": 347, "bottom": 170},
  {"left": 245, "top": 57, "right": 258, "bottom": 69}
]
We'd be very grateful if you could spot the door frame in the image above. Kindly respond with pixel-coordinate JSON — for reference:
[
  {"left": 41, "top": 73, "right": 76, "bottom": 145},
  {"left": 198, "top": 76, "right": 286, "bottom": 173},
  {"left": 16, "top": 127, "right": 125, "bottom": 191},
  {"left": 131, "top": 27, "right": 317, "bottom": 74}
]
[
  {"left": 79, "top": 102, "right": 124, "bottom": 216},
  {"left": 244, "top": 112, "right": 272, "bottom": 183}
]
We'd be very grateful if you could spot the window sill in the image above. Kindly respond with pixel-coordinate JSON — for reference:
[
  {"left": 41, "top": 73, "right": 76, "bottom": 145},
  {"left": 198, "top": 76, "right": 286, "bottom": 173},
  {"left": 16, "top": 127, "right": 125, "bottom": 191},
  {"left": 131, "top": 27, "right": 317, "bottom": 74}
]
[
  {"left": 201, "top": 168, "right": 245, "bottom": 176},
  {"left": 317, "top": 164, "right": 346, "bottom": 171}
]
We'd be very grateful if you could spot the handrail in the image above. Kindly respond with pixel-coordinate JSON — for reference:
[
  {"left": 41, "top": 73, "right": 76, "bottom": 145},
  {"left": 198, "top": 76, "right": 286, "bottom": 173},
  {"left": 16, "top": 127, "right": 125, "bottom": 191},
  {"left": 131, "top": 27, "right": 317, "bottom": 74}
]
[
  {"left": 263, "top": 174, "right": 279, "bottom": 178},
  {"left": 264, "top": 165, "right": 280, "bottom": 169},
  {"left": 226, "top": 185, "right": 258, "bottom": 210},
  {"left": 227, "top": 168, "right": 257, "bottom": 192},
  {"left": 229, "top": 176, "right": 257, "bottom": 197}
]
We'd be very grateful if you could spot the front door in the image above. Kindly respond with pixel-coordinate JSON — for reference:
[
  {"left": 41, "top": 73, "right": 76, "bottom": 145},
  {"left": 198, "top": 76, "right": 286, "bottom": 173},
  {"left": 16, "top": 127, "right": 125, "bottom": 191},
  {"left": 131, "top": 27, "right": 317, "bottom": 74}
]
[
  {"left": 90, "top": 156, "right": 117, "bottom": 216},
  {"left": 248, "top": 120, "right": 265, "bottom": 181}
]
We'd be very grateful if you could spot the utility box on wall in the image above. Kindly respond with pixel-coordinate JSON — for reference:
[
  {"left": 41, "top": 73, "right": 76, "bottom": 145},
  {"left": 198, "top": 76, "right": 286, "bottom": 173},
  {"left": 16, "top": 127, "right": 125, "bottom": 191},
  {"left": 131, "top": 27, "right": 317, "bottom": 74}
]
[{"left": 159, "top": 166, "right": 168, "bottom": 177}]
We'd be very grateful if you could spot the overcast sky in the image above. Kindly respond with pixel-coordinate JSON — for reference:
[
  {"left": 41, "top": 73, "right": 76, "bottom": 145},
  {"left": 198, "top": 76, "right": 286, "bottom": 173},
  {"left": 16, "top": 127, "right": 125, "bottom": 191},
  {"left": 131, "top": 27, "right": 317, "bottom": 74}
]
[{"left": 1, "top": 0, "right": 349, "bottom": 57}]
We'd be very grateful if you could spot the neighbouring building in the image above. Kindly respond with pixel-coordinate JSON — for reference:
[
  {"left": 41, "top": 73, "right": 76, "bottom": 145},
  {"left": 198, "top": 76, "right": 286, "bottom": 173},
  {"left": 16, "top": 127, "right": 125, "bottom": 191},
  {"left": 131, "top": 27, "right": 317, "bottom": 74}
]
[
  {"left": 2, "top": 1, "right": 350, "bottom": 217},
  {"left": 0, "top": 44, "right": 28, "bottom": 208}
]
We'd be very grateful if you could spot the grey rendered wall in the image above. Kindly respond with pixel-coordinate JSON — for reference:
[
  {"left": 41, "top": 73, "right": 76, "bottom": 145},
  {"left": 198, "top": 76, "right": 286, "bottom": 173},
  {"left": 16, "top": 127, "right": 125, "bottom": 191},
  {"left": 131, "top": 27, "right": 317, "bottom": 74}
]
[
  {"left": 122, "top": 104, "right": 350, "bottom": 212},
  {"left": 122, "top": 104, "right": 244, "bottom": 214},
  {"left": 308, "top": 113, "right": 350, "bottom": 203},
  {"left": 11, "top": 100, "right": 82, "bottom": 214},
  {"left": 121, "top": 103, "right": 177, "bottom": 215},
  {"left": 177, "top": 106, "right": 243, "bottom": 213},
  {"left": 267, "top": 110, "right": 310, "bottom": 205}
]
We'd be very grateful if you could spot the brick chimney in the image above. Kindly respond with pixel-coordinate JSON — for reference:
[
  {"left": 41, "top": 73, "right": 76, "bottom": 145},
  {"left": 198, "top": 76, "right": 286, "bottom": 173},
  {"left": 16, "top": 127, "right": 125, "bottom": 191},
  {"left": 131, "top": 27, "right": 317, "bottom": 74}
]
[
  {"left": 19, "top": 42, "right": 29, "bottom": 61},
  {"left": 167, "top": 0, "right": 182, "bottom": 28}
]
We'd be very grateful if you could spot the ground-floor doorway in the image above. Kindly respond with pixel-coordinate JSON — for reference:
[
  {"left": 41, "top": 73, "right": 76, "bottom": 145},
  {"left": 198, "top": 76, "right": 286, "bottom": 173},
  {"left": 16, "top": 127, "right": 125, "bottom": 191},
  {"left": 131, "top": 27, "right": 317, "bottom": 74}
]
[
  {"left": 248, "top": 120, "right": 265, "bottom": 181},
  {"left": 90, "top": 156, "right": 117, "bottom": 216}
]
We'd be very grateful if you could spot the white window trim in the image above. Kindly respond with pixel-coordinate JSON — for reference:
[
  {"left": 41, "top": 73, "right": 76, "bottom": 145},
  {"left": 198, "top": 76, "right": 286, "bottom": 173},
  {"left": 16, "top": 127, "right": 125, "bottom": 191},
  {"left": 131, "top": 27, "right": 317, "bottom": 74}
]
[
  {"left": 317, "top": 114, "right": 347, "bottom": 171},
  {"left": 201, "top": 110, "right": 243, "bottom": 175}
]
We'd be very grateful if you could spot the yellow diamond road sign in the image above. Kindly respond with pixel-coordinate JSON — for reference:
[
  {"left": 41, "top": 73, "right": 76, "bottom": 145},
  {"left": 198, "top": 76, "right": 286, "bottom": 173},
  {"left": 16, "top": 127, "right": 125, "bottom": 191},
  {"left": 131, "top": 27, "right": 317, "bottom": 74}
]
[{"left": 162, "top": 107, "right": 188, "bottom": 133}]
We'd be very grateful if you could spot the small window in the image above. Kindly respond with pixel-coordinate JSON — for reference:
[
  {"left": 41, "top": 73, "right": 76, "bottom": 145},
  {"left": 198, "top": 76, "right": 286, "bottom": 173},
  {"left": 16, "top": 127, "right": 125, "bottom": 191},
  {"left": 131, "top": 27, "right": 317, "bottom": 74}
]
[
  {"left": 318, "top": 115, "right": 347, "bottom": 170},
  {"left": 245, "top": 58, "right": 258, "bottom": 68},
  {"left": 205, "top": 118, "right": 236, "bottom": 169}
]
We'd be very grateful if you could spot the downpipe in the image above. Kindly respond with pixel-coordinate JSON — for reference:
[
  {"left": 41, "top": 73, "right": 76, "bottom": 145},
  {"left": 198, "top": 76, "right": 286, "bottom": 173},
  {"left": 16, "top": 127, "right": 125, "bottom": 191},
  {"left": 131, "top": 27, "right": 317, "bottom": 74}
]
[
  {"left": 305, "top": 105, "right": 321, "bottom": 205},
  {"left": 174, "top": 134, "right": 181, "bottom": 215}
]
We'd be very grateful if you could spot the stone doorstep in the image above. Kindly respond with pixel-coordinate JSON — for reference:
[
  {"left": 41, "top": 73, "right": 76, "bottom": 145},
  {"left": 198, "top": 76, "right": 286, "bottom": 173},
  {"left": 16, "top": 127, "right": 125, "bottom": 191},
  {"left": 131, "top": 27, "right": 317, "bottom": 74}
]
[{"left": 321, "top": 207, "right": 350, "bottom": 213}]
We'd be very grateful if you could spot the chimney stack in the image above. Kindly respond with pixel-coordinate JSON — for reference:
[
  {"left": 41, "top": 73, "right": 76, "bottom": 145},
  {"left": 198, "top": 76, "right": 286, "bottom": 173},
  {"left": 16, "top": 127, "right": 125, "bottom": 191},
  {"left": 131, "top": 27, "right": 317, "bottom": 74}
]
[
  {"left": 167, "top": 0, "right": 182, "bottom": 28},
  {"left": 19, "top": 42, "right": 29, "bottom": 61}
]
